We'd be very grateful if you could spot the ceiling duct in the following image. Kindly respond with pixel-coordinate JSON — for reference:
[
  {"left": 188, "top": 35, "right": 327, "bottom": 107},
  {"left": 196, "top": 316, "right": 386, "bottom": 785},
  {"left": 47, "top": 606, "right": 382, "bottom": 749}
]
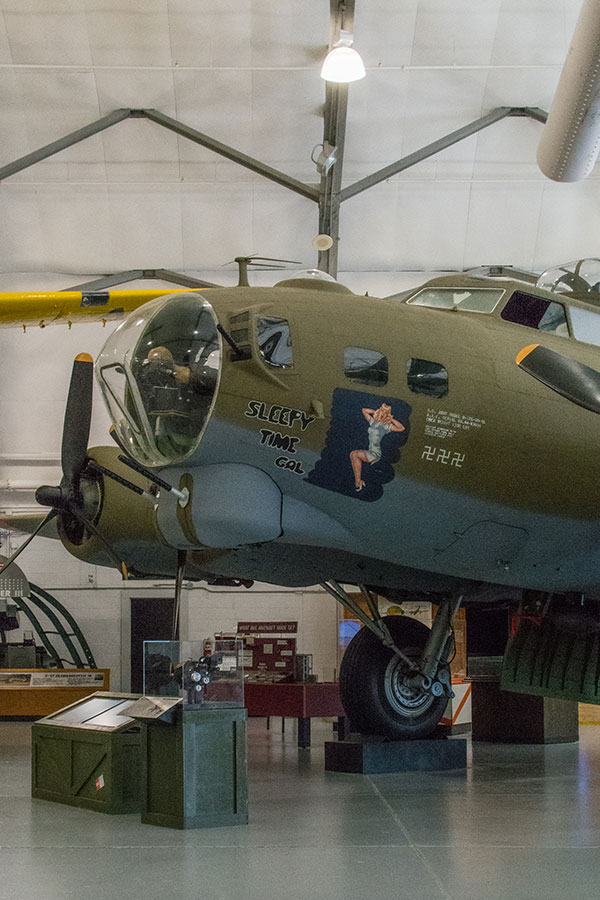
[{"left": 537, "top": 0, "right": 600, "bottom": 182}]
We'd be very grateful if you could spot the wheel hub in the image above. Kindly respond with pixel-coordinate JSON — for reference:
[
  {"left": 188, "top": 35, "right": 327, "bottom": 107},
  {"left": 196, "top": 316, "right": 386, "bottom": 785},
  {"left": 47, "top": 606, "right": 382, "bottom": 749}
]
[{"left": 384, "top": 652, "right": 437, "bottom": 718}]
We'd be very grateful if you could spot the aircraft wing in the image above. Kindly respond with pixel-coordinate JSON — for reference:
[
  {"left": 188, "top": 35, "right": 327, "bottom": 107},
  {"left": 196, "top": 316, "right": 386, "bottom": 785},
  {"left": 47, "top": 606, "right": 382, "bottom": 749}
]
[
  {"left": 0, "top": 289, "right": 196, "bottom": 329},
  {"left": 0, "top": 513, "right": 60, "bottom": 539}
]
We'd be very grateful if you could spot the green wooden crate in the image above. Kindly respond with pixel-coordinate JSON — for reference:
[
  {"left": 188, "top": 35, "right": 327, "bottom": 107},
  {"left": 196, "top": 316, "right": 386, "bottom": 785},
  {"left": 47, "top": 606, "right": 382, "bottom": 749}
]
[
  {"left": 141, "top": 706, "right": 248, "bottom": 829},
  {"left": 31, "top": 692, "right": 141, "bottom": 814}
]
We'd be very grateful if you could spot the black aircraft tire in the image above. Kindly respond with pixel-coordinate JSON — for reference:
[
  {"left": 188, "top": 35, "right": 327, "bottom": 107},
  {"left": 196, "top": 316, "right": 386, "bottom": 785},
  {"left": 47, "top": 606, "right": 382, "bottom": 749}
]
[{"left": 339, "top": 615, "right": 449, "bottom": 740}]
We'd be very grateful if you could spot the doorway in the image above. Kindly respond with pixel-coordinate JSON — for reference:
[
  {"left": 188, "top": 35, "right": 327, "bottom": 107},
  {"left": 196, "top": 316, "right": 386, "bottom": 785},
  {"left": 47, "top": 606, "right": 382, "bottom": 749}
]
[{"left": 130, "top": 597, "right": 177, "bottom": 693}]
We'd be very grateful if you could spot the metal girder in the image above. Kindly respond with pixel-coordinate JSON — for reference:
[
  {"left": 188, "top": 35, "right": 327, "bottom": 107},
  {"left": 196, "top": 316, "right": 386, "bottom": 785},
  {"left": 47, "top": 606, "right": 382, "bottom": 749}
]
[
  {"left": 0, "top": 13, "right": 549, "bottom": 283},
  {"left": 338, "top": 107, "right": 545, "bottom": 203},
  {"left": 65, "top": 270, "right": 146, "bottom": 291},
  {"left": 142, "top": 108, "right": 319, "bottom": 202},
  {"left": 0, "top": 106, "right": 319, "bottom": 201},
  {"left": 65, "top": 269, "right": 219, "bottom": 292},
  {"left": 0, "top": 108, "right": 134, "bottom": 182},
  {"left": 317, "top": 0, "right": 354, "bottom": 277},
  {"left": 154, "top": 269, "right": 220, "bottom": 288}
]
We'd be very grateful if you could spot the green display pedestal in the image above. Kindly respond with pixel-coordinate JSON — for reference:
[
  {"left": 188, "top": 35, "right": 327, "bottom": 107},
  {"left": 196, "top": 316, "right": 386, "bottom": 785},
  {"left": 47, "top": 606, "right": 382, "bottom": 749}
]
[{"left": 140, "top": 706, "right": 248, "bottom": 829}]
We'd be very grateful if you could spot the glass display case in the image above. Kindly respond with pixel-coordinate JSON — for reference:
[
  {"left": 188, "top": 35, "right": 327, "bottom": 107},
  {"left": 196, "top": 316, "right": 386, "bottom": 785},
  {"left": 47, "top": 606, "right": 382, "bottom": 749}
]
[{"left": 143, "top": 639, "right": 243, "bottom": 708}]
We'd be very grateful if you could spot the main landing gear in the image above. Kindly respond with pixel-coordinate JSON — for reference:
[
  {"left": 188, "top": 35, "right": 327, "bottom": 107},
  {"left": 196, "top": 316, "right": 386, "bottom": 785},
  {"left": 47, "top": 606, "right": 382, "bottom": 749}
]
[{"left": 321, "top": 582, "right": 462, "bottom": 740}]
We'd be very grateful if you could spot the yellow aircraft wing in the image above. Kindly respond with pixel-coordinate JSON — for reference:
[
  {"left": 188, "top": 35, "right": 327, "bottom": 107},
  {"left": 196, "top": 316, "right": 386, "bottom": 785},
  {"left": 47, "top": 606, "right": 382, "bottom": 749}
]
[{"left": 0, "top": 289, "right": 197, "bottom": 329}]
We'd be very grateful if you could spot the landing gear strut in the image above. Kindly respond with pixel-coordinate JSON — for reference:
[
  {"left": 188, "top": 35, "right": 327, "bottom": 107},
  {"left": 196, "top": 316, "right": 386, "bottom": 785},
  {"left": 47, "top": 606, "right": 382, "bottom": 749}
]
[{"left": 321, "top": 582, "right": 461, "bottom": 740}]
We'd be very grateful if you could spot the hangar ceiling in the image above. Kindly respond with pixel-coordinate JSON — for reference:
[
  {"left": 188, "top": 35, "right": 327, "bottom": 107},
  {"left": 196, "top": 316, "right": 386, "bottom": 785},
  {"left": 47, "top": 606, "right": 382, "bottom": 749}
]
[{"left": 0, "top": 0, "right": 595, "bottom": 281}]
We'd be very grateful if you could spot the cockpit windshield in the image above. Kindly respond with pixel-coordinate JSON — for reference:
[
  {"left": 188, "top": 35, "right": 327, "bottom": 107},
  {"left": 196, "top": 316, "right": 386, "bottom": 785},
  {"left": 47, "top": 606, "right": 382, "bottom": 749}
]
[{"left": 96, "top": 292, "right": 221, "bottom": 466}]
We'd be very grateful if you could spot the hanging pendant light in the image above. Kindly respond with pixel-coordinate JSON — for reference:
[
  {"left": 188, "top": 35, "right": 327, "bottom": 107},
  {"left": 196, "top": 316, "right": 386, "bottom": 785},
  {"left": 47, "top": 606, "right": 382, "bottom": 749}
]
[{"left": 320, "top": 30, "right": 366, "bottom": 83}]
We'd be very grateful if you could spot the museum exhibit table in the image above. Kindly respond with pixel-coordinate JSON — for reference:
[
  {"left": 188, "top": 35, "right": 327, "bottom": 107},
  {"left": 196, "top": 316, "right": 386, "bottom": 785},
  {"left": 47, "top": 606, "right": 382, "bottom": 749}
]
[
  {"left": 0, "top": 668, "right": 110, "bottom": 717},
  {"left": 244, "top": 681, "right": 347, "bottom": 748}
]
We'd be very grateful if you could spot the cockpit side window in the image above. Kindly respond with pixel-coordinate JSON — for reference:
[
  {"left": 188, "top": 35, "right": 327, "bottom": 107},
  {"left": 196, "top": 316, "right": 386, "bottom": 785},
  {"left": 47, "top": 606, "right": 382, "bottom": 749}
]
[
  {"left": 568, "top": 306, "right": 600, "bottom": 348},
  {"left": 257, "top": 316, "right": 293, "bottom": 368},
  {"left": 406, "top": 358, "right": 449, "bottom": 398},
  {"left": 406, "top": 288, "right": 504, "bottom": 312},
  {"left": 501, "top": 291, "right": 569, "bottom": 336},
  {"left": 344, "top": 347, "right": 388, "bottom": 386}
]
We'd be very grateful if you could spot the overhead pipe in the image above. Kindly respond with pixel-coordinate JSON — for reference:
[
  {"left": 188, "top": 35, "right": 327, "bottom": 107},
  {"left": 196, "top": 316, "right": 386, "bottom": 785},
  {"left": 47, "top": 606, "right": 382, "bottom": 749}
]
[{"left": 537, "top": 0, "right": 600, "bottom": 182}]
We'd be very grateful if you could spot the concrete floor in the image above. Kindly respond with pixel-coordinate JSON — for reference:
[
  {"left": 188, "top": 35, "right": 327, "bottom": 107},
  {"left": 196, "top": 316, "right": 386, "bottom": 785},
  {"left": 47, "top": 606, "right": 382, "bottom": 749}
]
[{"left": 2, "top": 719, "right": 600, "bottom": 900}]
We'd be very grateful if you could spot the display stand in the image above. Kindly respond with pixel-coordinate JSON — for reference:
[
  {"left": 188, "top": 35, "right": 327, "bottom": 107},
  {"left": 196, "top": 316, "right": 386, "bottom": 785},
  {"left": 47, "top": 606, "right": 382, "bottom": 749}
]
[
  {"left": 139, "top": 705, "right": 248, "bottom": 829},
  {"left": 136, "top": 639, "right": 248, "bottom": 829},
  {"left": 470, "top": 678, "right": 579, "bottom": 743},
  {"left": 325, "top": 733, "right": 467, "bottom": 774}
]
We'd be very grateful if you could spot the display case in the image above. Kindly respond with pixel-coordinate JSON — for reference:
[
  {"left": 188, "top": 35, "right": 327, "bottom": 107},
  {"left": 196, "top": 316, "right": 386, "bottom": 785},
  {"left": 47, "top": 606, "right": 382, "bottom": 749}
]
[{"left": 143, "top": 639, "right": 243, "bottom": 708}]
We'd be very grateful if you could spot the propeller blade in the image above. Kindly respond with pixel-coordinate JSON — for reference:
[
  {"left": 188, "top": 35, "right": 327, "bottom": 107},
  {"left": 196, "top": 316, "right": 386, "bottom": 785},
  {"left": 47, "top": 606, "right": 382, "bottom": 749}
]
[
  {"left": 172, "top": 550, "right": 187, "bottom": 639},
  {"left": 0, "top": 510, "right": 58, "bottom": 578},
  {"left": 516, "top": 343, "right": 600, "bottom": 415},
  {"left": 61, "top": 353, "right": 94, "bottom": 492}
]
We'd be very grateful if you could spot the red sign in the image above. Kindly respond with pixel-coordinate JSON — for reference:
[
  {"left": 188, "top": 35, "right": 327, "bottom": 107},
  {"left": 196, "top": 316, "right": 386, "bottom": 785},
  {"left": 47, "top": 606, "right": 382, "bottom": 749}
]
[{"left": 237, "top": 621, "right": 298, "bottom": 634}]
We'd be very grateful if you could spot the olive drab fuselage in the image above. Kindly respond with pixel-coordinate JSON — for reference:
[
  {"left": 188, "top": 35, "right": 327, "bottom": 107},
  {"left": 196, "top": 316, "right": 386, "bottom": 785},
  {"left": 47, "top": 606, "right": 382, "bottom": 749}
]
[{"left": 5, "top": 272, "right": 600, "bottom": 598}]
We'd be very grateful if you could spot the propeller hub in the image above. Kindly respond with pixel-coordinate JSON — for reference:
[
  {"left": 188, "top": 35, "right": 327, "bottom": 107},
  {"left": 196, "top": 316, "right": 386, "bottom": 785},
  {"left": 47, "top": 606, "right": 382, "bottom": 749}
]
[{"left": 35, "top": 485, "right": 67, "bottom": 509}]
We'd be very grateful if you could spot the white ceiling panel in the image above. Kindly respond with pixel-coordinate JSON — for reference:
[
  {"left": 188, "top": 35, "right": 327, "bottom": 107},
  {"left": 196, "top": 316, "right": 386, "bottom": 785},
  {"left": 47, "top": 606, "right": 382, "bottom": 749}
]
[
  {"left": 342, "top": 73, "right": 408, "bottom": 166},
  {"left": 0, "top": 70, "right": 32, "bottom": 160},
  {"left": 251, "top": 185, "right": 316, "bottom": 262},
  {"left": 35, "top": 183, "right": 113, "bottom": 271},
  {"left": 0, "top": 0, "right": 597, "bottom": 282},
  {"left": 249, "top": 71, "right": 323, "bottom": 165},
  {"left": 95, "top": 69, "right": 177, "bottom": 115},
  {"left": 0, "top": 9, "right": 12, "bottom": 63},
  {"left": 0, "top": 187, "right": 47, "bottom": 271},
  {"left": 463, "top": 181, "right": 545, "bottom": 270},
  {"left": 483, "top": 66, "right": 564, "bottom": 111},
  {"left": 85, "top": 0, "right": 172, "bottom": 68},
  {"left": 173, "top": 69, "right": 254, "bottom": 158},
  {"left": 472, "top": 118, "right": 542, "bottom": 180},
  {"left": 339, "top": 181, "right": 472, "bottom": 271},
  {"left": 169, "top": 0, "right": 251, "bottom": 68},
  {"left": 535, "top": 181, "right": 600, "bottom": 270},
  {"left": 107, "top": 182, "right": 183, "bottom": 270},
  {"left": 401, "top": 69, "right": 490, "bottom": 155},
  {"left": 99, "top": 118, "right": 179, "bottom": 168},
  {"left": 410, "top": 0, "right": 503, "bottom": 67},
  {"left": 12, "top": 69, "right": 101, "bottom": 161},
  {"left": 490, "top": 0, "right": 577, "bottom": 66},
  {"left": 181, "top": 183, "right": 254, "bottom": 269},
  {"left": 249, "top": 0, "right": 328, "bottom": 68},
  {"left": 354, "top": 0, "right": 419, "bottom": 67},
  {"left": 2, "top": 0, "right": 92, "bottom": 66}
]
